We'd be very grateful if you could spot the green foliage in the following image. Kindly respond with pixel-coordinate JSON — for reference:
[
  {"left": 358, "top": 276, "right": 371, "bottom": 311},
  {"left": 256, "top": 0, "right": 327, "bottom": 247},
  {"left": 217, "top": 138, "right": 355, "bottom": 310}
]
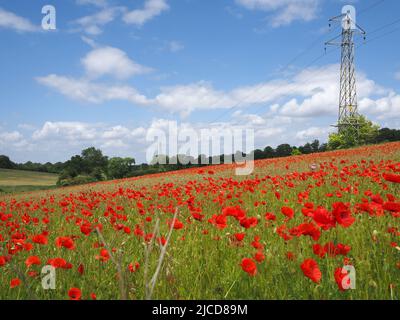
[
  {"left": 291, "top": 148, "right": 302, "bottom": 156},
  {"left": 327, "top": 132, "right": 346, "bottom": 150},
  {"left": 57, "top": 175, "right": 97, "bottom": 187},
  {"left": 275, "top": 144, "right": 292, "bottom": 157},
  {"left": 57, "top": 147, "right": 109, "bottom": 185},
  {"left": 0, "top": 155, "right": 15, "bottom": 169},
  {"left": 107, "top": 157, "right": 135, "bottom": 179},
  {"left": 328, "top": 115, "right": 380, "bottom": 150}
]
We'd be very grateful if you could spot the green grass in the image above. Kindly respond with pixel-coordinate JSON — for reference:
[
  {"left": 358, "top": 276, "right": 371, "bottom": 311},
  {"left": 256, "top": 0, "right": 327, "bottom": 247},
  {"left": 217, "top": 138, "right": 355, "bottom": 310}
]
[
  {"left": 0, "top": 143, "right": 399, "bottom": 300},
  {"left": 0, "top": 169, "right": 58, "bottom": 194}
]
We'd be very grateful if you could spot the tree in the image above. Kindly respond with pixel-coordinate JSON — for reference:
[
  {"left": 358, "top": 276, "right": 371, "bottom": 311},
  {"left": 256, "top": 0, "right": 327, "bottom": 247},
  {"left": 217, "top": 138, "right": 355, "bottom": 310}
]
[
  {"left": 107, "top": 157, "right": 136, "bottom": 179},
  {"left": 253, "top": 149, "right": 265, "bottom": 160},
  {"left": 263, "top": 146, "right": 275, "bottom": 158},
  {"left": 327, "top": 133, "right": 345, "bottom": 150},
  {"left": 376, "top": 128, "right": 400, "bottom": 143},
  {"left": 291, "top": 148, "right": 302, "bottom": 156},
  {"left": 275, "top": 144, "right": 292, "bottom": 157},
  {"left": 328, "top": 115, "right": 380, "bottom": 150},
  {"left": 299, "top": 143, "right": 312, "bottom": 154},
  {"left": 319, "top": 143, "right": 328, "bottom": 152},
  {"left": 0, "top": 155, "right": 14, "bottom": 169},
  {"left": 310, "top": 139, "right": 320, "bottom": 153},
  {"left": 81, "top": 147, "right": 108, "bottom": 174},
  {"left": 62, "top": 155, "right": 85, "bottom": 178}
]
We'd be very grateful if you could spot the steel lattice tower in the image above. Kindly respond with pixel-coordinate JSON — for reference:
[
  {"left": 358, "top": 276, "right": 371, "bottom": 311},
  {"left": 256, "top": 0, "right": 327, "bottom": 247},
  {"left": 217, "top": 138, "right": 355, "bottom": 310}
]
[{"left": 326, "top": 5, "right": 366, "bottom": 133}]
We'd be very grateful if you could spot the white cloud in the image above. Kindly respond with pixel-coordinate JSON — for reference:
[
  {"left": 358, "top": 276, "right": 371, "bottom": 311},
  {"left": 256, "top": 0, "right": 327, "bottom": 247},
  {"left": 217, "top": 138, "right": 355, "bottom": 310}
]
[
  {"left": 235, "top": 0, "right": 320, "bottom": 27},
  {"left": 18, "top": 124, "right": 36, "bottom": 131},
  {"left": 76, "top": 0, "right": 108, "bottom": 7},
  {"left": 152, "top": 82, "right": 236, "bottom": 117},
  {"left": 37, "top": 57, "right": 400, "bottom": 123},
  {"left": 36, "top": 74, "right": 149, "bottom": 105},
  {"left": 295, "top": 126, "right": 333, "bottom": 141},
  {"left": 0, "top": 7, "right": 39, "bottom": 32},
  {"left": 81, "top": 36, "right": 98, "bottom": 48},
  {"left": 123, "top": 0, "right": 169, "bottom": 26},
  {"left": 27, "top": 121, "right": 147, "bottom": 162},
  {"left": 167, "top": 41, "right": 184, "bottom": 53},
  {"left": 359, "top": 93, "right": 400, "bottom": 120},
  {"left": 0, "top": 130, "right": 29, "bottom": 149},
  {"left": 32, "top": 122, "right": 98, "bottom": 141},
  {"left": 73, "top": 7, "right": 123, "bottom": 35},
  {"left": 395, "top": 71, "right": 400, "bottom": 81},
  {"left": 0, "top": 131, "right": 24, "bottom": 142},
  {"left": 82, "top": 46, "right": 152, "bottom": 79},
  {"left": 232, "top": 110, "right": 266, "bottom": 125}
]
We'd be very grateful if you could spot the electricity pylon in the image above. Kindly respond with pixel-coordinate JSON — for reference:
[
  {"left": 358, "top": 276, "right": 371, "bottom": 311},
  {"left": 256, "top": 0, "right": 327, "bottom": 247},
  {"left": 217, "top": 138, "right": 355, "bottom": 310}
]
[{"left": 326, "top": 5, "right": 366, "bottom": 134}]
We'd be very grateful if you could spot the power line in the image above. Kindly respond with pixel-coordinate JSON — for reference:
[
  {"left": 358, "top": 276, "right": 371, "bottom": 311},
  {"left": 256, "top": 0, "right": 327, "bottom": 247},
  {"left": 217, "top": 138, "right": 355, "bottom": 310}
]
[
  {"left": 358, "top": 0, "right": 385, "bottom": 15},
  {"left": 246, "top": 17, "right": 400, "bottom": 120},
  {"left": 203, "top": 0, "right": 387, "bottom": 124}
]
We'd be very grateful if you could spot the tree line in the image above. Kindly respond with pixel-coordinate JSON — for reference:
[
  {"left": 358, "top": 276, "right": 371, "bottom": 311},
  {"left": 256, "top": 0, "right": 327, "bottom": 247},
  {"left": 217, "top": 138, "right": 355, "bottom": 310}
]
[{"left": 1, "top": 123, "right": 400, "bottom": 186}]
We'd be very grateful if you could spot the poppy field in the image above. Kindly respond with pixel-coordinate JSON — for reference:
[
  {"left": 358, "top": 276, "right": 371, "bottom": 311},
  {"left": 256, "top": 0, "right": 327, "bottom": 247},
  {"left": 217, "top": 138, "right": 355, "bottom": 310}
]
[{"left": 0, "top": 142, "right": 399, "bottom": 300}]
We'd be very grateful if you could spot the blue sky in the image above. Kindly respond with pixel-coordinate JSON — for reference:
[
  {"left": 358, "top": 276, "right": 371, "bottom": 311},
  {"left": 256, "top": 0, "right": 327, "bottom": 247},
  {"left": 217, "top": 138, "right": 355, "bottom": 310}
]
[{"left": 0, "top": 0, "right": 400, "bottom": 163}]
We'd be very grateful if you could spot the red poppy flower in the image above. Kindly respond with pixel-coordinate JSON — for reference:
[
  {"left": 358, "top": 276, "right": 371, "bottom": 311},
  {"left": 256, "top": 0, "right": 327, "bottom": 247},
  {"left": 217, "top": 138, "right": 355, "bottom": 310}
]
[
  {"left": 169, "top": 219, "right": 184, "bottom": 230},
  {"left": 55, "top": 236, "right": 75, "bottom": 250},
  {"left": 91, "top": 293, "right": 97, "bottom": 300},
  {"left": 25, "top": 256, "right": 41, "bottom": 268},
  {"left": 254, "top": 251, "right": 265, "bottom": 263},
  {"left": 297, "top": 223, "right": 321, "bottom": 241},
  {"left": 240, "top": 258, "right": 257, "bottom": 276},
  {"left": 222, "top": 206, "right": 246, "bottom": 220},
  {"left": 158, "top": 236, "right": 167, "bottom": 246},
  {"left": 32, "top": 234, "right": 48, "bottom": 245},
  {"left": 332, "top": 202, "right": 355, "bottom": 228},
  {"left": 10, "top": 278, "right": 21, "bottom": 288},
  {"left": 128, "top": 262, "right": 140, "bottom": 273},
  {"left": 265, "top": 212, "right": 276, "bottom": 221},
  {"left": 80, "top": 223, "right": 92, "bottom": 236},
  {"left": 300, "top": 259, "right": 321, "bottom": 283},
  {"left": 77, "top": 263, "right": 84, "bottom": 275},
  {"left": 68, "top": 288, "right": 82, "bottom": 300},
  {"left": 334, "top": 267, "right": 351, "bottom": 291},
  {"left": 313, "top": 244, "right": 326, "bottom": 258},
  {"left": 313, "top": 207, "right": 336, "bottom": 230},
  {"left": 383, "top": 173, "right": 400, "bottom": 183},
  {"left": 96, "top": 248, "right": 110, "bottom": 262},
  {"left": 281, "top": 206, "right": 294, "bottom": 219},
  {"left": 383, "top": 202, "right": 400, "bottom": 212},
  {"left": 47, "top": 257, "right": 72, "bottom": 269},
  {"left": 234, "top": 233, "right": 245, "bottom": 241},
  {"left": 0, "top": 256, "right": 6, "bottom": 267},
  {"left": 286, "top": 252, "right": 295, "bottom": 261},
  {"left": 240, "top": 217, "right": 258, "bottom": 229},
  {"left": 336, "top": 243, "right": 351, "bottom": 256},
  {"left": 214, "top": 215, "right": 227, "bottom": 229}
]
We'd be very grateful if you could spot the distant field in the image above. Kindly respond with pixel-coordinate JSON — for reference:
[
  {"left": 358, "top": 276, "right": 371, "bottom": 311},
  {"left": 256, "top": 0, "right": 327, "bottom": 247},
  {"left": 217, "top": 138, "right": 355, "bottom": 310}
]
[{"left": 0, "top": 169, "right": 58, "bottom": 193}]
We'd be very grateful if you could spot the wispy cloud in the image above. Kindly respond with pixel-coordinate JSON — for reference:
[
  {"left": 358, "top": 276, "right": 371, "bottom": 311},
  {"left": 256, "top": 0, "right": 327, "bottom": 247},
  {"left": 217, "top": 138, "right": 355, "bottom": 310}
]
[
  {"left": 235, "top": 0, "right": 320, "bottom": 27},
  {"left": 72, "top": 7, "right": 123, "bottom": 35},
  {"left": 81, "top": 46, "right": 152, "bottom": 79},
  {"left": 167, "top": 40, "right": 184, "bottom": 53},
  {"left": 36, "top": 74, "right": 150, "bottom": 105},
  {"left": 0, "top": 7, "right": 40, "bottom": 33},
  {"left": 76, "top": 0, "right": 108, "bottom": 7},
  {"left": 123, "top": 0, "right": 169, "bottom": 26}
]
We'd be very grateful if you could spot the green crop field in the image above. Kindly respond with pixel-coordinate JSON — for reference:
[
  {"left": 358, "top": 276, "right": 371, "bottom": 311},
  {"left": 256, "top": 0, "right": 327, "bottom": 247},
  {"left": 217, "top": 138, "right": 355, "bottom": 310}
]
[{"left": 0, "top": 169, "right": 58, "bottom": 194}]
